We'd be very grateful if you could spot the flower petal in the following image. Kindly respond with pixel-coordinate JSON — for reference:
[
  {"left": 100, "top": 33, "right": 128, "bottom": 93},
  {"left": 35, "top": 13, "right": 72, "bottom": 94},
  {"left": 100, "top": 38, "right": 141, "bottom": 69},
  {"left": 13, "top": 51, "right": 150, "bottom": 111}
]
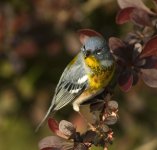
[
  {"left": 118, "top": 71, "right": 133, "bottom": 92},
  {"left": 141, "top": 69, "right": 157, "bottom": 87},
  {"left": 77, "top": 29, "right": 102, "bottom": 45},
  {"left": 38, "top": 136, "right": 74, "bottom": 150},
  {"left": 140, "top": 36, "right": 157, "bottom": 58},
  {"left": 116, "top": 7, "right": 135, "bottom": 24}
]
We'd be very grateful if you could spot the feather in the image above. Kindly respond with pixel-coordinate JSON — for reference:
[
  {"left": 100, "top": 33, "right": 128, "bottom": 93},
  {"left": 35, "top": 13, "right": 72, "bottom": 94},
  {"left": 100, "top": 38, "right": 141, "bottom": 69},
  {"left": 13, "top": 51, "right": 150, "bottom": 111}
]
[{"left": 35, "top": 53, "right": 88, "bottom": 131}]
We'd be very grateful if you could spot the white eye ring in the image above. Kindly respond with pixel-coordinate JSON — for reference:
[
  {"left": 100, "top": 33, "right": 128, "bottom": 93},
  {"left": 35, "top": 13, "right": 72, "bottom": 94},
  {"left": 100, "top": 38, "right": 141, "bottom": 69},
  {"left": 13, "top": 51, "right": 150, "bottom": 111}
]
[{"left": 96, "top": 49, "right": 102, "bottom": 55}]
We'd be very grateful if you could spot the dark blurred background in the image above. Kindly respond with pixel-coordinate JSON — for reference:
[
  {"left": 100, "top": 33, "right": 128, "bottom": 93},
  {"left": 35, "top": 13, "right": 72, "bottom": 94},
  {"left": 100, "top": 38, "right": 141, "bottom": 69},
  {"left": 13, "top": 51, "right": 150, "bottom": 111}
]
[{"left": 0, "top": 0, "right": 157, "bottom": 150}]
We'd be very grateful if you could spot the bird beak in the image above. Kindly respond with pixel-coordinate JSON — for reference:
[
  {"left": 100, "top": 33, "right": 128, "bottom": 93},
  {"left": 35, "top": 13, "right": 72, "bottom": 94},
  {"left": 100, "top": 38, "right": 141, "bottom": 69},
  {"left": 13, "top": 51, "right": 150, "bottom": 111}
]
[{"left": 83, "top": 50, "right": 90, "bottom": 58}]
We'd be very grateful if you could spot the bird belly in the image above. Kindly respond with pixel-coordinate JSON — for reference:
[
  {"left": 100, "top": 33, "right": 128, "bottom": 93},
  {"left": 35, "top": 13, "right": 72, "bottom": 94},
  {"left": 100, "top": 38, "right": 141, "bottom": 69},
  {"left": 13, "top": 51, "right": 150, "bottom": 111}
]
[
  {"left": 73, "top": 56, "right": 115, "bottom": 112},
  {"left": 72, "top": 88, "right": 103, "bottom": 112}
]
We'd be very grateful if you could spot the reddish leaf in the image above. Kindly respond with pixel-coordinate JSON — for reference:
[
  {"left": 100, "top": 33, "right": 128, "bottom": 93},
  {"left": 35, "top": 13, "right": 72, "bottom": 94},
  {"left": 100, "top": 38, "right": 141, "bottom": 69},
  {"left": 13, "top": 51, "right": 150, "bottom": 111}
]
[
  {"left": 77, "top": 29, "right": 102, "bottom": 44},
  {"left": 116, "top": 7, "right": 135, "bottom": 24},
  {"left": 48, "top": 118, "right": 59, "bottom": 133},
  {"left": 48, "top": 118, "right": 67, "bottom": 139},
  {"left": 38, "top": 136, "right": 74, "bottom": 150},
  {"left": 141, "top": 56, "right": 157, "bottom": 69},
  {"left": 117, "top": 0, "right": 155, "bottom": 15},
  {"left": 78, "top": 29, "right": 102, "bottom": 37},
  {"left": 140, "top": 36, "right": 157, "bottom": 58},
  {"left": 141, "top": 69, "right": 157, "bottom": 87},
  {"left": 109, "top": 37, "right": 133, "bottom": 63},
  {"left": 130, "top": 8, "right": 152, "bottom": 26},
  {"left": 118, "top": 71, "right": 133, "bottom": 92},
  {"left": 109, "top": 37, "right": 125, "bottom": 51},
  {"left": 109, "top": 37, "right": 126, "bottom": 60}
]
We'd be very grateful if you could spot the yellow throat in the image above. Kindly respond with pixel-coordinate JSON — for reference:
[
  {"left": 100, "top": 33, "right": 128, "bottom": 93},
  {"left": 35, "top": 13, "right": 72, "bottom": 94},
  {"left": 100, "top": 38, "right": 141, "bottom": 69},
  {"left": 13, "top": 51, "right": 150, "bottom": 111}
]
[{"left": 85, "top": 55, "right": 115, "bottom": 91}]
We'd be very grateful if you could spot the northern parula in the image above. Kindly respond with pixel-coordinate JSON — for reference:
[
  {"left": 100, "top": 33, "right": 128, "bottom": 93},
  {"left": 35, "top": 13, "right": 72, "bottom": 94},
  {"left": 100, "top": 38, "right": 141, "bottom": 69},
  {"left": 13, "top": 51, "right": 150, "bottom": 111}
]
[{"left": 36, "top": 29, "right": 115, "bottom": 131}]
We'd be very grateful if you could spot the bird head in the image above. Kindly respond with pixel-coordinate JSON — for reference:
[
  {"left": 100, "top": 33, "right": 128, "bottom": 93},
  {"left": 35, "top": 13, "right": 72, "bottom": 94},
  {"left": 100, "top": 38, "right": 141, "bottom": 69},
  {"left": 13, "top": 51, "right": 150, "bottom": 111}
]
[{"left": 78, "top": 29, "right": 113, "bottom": 67}]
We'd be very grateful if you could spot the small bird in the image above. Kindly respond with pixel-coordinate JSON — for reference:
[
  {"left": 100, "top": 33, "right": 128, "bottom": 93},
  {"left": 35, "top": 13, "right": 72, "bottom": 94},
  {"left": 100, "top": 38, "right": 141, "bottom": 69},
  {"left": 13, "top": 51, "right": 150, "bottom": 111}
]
[{"left": 36, "top": 29, "right": 115, "bottom": 131}]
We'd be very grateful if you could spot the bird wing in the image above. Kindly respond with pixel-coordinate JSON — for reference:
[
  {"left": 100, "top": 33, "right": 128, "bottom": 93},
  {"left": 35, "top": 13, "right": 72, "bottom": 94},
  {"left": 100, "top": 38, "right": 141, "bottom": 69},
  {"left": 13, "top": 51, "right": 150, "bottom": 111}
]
[
  {"left": 52, "top": 53, "right": 88, "bottom": 111},
  {"left": 35, "top": 53, "right": 88, "bottom": 132}
]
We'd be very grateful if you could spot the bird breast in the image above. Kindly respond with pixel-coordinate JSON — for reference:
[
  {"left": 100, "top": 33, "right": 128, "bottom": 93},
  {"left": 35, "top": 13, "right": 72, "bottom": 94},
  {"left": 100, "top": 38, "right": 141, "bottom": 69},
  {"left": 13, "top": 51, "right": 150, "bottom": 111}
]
[{"left": 85, "top": 55, "right": 115, "bottom": 91}]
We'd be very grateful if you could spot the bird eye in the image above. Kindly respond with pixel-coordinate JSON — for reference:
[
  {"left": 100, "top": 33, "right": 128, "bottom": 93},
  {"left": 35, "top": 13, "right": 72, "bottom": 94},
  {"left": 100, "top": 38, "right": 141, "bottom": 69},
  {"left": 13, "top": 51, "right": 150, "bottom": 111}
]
[{"left": 96, "top": 49, "right": 102, "bottom": 55}]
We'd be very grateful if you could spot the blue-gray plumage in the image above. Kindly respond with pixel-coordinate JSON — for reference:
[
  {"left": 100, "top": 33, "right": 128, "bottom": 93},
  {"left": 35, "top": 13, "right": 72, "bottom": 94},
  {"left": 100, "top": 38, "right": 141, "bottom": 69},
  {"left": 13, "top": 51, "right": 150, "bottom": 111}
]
[{"left": 83, "top": 36, "right": 107, "bottom": 52}]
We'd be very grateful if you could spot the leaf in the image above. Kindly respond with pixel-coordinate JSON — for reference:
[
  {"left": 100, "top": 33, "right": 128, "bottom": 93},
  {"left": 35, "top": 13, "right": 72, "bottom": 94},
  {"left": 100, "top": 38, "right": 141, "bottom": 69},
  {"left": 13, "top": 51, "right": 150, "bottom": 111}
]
[
  {"left": 116, "top": 7, "right": 152, "bottom": 26},
  {"left": 141, "top": 69, "right": 157, "bottom": 87},
  {"left": 107, "top": 101, "right": 118, "bottom": 110},
  {"left": 109, "top": 37, "right": 127, "bottom": 62},
  {"left": 104, "top": 116, "right": 118, "bottom": 125},
  {"left": 38, "top": 136, "right": 74, "bottom": 150},
  {"left": 74, "top": 143, "right": 88, "bottom": 150},
  {"left": 48, "top": 118, "right": 67, "bottom": 139},
  {"left": 83, "top": 130, "right": 97, "bottom": 143},
  {"left": 140, "top": 56, "right": 157, "bottom": 69},
  {"left": 109, "top": 37, "right": 125, "bottom": 51},
  {"left": 140, "top": 36, "right": 157, "bottom": 58},
  {"left": 116, "top": 7, "right": 135, "bottom": 24},
  {"left": 117, "top": 0, "right": 155, "bottom": 15},
  {"left": 77, "top": 29, "right": 102, "bottom": 44},
  {"left": 59, "top": 120, "right": 75, "bottom": 137},
  {"left": 109, "top": 37, "right": 134, "bottom": 64},
  {"left": 130, "top": 8, "right": 152, "bottom": 26},
  {"left": 48, "top": 118, "right": 59, "bottom": 133},
  {"left": 118, "top": 70, "right": 133, "bottom": 92}
]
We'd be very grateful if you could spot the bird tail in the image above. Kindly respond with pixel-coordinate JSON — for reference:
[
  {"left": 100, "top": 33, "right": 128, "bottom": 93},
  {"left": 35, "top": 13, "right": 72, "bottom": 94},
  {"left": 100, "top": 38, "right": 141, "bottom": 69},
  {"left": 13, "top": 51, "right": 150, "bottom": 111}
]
[{"left": 35, "top": 103, "right": 55, "bottom": 132}]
